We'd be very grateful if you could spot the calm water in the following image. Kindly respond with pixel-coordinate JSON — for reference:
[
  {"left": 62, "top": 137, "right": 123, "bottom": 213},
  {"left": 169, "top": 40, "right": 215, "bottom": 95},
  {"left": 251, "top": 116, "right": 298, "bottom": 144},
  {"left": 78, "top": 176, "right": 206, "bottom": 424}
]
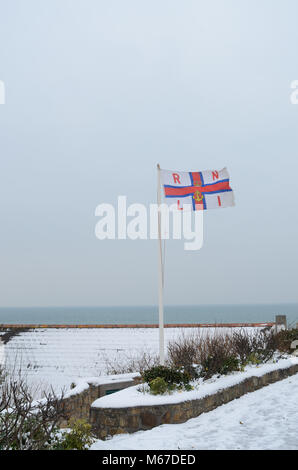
[{"left": 0, "top": 304, "right": 297, "bottom": 326}]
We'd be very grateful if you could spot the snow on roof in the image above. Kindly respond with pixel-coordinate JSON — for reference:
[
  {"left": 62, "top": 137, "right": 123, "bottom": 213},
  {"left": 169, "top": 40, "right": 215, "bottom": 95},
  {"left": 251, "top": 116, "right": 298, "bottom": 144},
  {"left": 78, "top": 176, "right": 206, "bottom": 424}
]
[{"left": 3, "top": 326, "right": 265, "bottom": 394}]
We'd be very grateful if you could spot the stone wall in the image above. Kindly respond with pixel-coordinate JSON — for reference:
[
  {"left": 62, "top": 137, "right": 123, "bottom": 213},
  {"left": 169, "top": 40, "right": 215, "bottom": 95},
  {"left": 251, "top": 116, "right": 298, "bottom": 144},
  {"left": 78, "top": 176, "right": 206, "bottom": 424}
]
[
  {"left": 59, "top": 378, "right": 137, "bottom": 427},
  {"left": 90, "top": 364, "right": 298, "bottom": 440},
  {"left": 60, "top": 384, "right": 99, "bottom": 426}
]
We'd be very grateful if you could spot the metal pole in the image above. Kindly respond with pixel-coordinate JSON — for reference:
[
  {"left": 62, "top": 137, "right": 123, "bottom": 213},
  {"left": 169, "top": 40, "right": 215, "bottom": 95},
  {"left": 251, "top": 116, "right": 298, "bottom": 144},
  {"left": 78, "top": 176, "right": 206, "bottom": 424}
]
[{"left": 157, "top": 163, "right": 165, "bottom": 365}]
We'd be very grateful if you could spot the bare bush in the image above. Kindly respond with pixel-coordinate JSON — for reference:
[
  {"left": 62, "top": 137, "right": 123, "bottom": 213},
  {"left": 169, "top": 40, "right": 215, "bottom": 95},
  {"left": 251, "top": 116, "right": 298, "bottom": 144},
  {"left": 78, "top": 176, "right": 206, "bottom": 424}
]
[
  {"left": 103, "top": 350, "right": 160, "bottom": 376},
  {"left": 271, "top": 328, "right": 298, "bottom": 353},
  {"left": 230, "top": 329, "right": 256, "bottom": 363},
  {"left": 167, "top": 331, "right": 201, "bottom": 376},
  {"left": 231, "top": 327, "right": 278, "bottom": 363},
  {"left": 103, "top": 327, "right": 290, "bottom": 388},
  {"left": 167, "top": 330, "right": 238, "bottom": 379},
  {"left": 0, "top": 370, "right": 66, "bottom": 450},
  {"left": 167, "top": 327, "right": 280, "bottom": 381},
  {"left": 196, "top": 332, "right": 238, "bottom": 379},
  {"left": 0, "top": 366, "right": 5, "bottom": 385}
]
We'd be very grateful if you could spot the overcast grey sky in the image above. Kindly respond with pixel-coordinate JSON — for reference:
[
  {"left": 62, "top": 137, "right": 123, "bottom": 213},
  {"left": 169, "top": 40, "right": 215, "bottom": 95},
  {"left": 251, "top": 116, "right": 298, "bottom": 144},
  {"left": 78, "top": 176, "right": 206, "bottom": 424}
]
[{"left": 0, "top": 0, "right": 297, "bottom": 307}]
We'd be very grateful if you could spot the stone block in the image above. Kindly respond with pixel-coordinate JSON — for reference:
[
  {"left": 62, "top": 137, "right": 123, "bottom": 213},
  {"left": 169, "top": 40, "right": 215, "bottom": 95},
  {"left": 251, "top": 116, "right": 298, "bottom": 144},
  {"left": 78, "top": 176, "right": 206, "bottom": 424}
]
[
  {"left": 127, "top": 414, "right": 140, "bottom": 429},
  {"left": 140, "top": 412, "right": 159, "bottom": 428},
  {"left": 161, "top": 410, "right": 171, "bottom": 424}
]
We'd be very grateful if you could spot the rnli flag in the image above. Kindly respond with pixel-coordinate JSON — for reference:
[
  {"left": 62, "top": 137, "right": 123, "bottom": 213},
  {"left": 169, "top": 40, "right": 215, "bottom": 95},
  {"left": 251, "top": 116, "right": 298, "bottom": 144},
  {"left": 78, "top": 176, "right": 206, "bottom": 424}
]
[{"left": 161, "top": 167, "right": 235, "bottom": 211}]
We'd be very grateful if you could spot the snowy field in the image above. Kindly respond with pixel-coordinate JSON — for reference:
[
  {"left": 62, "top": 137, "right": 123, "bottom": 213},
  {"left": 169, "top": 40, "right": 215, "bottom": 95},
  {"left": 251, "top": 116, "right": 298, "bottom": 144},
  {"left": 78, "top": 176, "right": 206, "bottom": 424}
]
[
  {"left": 91, "top": 372, "right": 298, "bottom": 450},
  {"left": 3, "top": 326, "right": 260, "bottom": 393}
]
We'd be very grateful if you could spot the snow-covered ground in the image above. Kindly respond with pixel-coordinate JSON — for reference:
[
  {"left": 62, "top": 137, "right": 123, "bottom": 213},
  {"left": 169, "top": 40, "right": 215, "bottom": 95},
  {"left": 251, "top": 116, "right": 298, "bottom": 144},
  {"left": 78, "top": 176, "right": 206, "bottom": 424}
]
[
  {"left": 3, "top": 327, "right": 260, "bottom": 393},
  {"left": 91, "top": 371, "right": 298, "bottom": 450}
]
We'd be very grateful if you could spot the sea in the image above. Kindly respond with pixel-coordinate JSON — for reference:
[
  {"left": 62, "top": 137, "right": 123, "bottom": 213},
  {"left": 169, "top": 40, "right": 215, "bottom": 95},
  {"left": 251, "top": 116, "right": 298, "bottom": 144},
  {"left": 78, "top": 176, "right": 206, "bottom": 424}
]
[{"left": 0, "top": 304, "right": 297, "bottom": 326}]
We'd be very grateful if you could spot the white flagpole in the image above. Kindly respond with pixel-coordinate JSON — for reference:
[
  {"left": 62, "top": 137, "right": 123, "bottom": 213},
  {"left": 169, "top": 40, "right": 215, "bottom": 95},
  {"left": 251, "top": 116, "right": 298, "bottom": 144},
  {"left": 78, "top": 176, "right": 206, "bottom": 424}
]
[{"left": 157, "top": 163, "right": 165, "bottom": 365}]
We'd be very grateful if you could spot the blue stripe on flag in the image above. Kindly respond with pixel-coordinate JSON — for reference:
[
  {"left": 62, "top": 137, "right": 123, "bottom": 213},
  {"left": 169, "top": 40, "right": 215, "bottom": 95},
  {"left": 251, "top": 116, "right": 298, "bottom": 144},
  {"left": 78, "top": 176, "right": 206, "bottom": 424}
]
[
  {"left": 164, "top": 184, "right": 192, "bottom": 189},
  {"left": 164, "top": 178, "right": 229, "bottom": 189},
  {"left": 201, "top": 178, "right": 229, "bottom": 187},
  {"left": 205, "top": 188, "right": 232, "bottom": 195},
  {"left": 189, "top": 173, "right": 196, "bottom": 210}
]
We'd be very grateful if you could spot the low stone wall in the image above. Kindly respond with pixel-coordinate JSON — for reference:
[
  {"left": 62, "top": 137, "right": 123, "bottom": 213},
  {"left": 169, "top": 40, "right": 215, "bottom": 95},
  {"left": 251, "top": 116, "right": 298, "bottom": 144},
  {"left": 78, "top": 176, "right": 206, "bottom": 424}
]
[
  {"left": 90, "top": 363, "right": 298, "bottom": 440},
  {"left": 60, "top": 384, "right": 99, "bottom": 426},
  {"left": 59, "top": 377, "right": 137, "bottom": 427}
]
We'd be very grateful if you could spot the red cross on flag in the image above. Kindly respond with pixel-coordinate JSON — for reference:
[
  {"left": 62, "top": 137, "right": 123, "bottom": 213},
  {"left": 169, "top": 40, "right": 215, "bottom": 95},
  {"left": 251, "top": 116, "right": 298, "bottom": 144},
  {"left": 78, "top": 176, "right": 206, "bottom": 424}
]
[{"left": 160, "top": 167, "right": 235, "bottom": 211}]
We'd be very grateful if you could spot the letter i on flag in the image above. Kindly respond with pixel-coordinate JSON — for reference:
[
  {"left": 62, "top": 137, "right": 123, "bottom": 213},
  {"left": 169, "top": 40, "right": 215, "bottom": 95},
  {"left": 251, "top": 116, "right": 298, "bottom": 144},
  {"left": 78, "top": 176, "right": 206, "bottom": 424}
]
[
  {"left": 161, "top": 167, "right": 235, "bottom": 211},
  {"left": 156, "top": 165, "right": 235, "bottom": 365}
]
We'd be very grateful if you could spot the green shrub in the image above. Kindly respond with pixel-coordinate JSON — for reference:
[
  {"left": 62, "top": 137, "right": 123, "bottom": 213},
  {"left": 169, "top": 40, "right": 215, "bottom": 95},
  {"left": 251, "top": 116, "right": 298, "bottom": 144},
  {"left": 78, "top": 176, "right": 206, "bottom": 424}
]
[
  {"left": 219, "top": 356, "right": 240, "bottom": 375},
  {"left": 184, "top": 383, "right": 194, "bottom": 392},
  {"left": 142, "top": 365, "right": 193, "bottom": 395},
  {"left": 142, "top": 366, "right": 191, "bottom": 387},
  {"left": 201, "top": 354, "right": 240, "bottom": 378},
  {"left": 54, "top": 419, "right": 95, "bottom": 450},
  {"left": 149, "top": 377, "right": 168, "bottom": 395},
  {"left": 244, "top": 352, "right": 261, "bottom": 365},
  {"left": 1, "top": 416, "right": 95, "bottom": 451}
]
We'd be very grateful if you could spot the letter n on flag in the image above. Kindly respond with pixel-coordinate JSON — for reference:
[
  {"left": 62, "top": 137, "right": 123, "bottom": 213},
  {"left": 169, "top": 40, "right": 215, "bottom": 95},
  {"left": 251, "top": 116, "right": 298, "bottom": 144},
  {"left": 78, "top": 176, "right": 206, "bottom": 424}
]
[{"left": 160, "top": 167, "right": 235, "bottom": 211}]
